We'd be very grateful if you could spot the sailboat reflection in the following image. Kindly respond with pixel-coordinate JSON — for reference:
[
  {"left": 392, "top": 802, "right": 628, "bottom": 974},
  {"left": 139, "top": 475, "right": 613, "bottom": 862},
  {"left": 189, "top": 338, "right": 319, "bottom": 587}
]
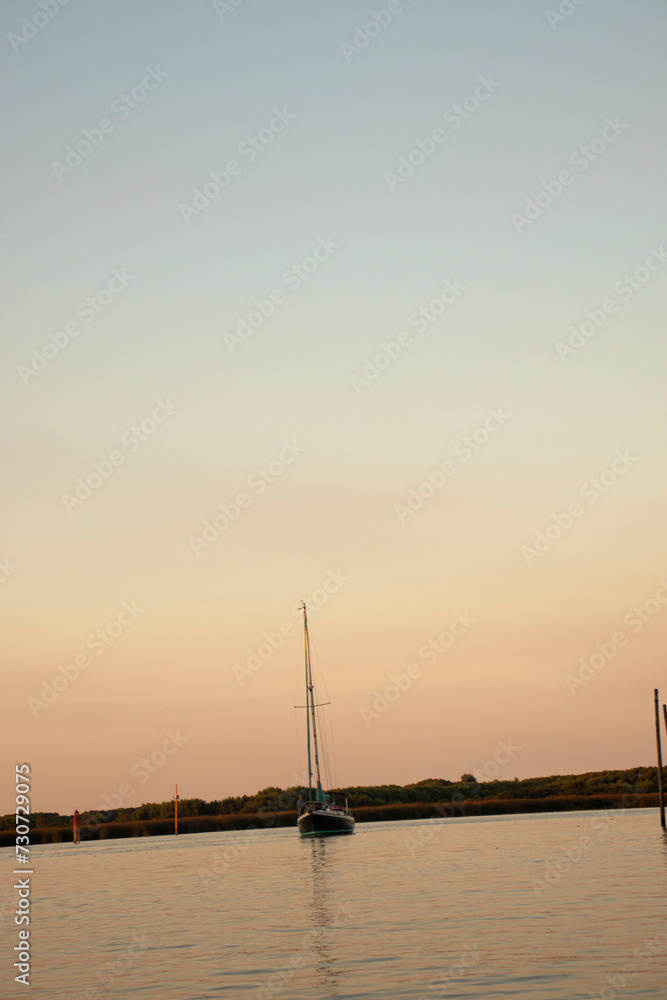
[{"left": 302, "top": 837, "right": 353, "bottom": 996}]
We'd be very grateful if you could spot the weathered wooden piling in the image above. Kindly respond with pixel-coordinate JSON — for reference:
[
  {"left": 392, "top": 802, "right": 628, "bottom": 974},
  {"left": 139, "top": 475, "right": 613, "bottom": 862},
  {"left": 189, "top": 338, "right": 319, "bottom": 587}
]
[{"left": 654, "top": 690, "right": 665, "bottom": 830}]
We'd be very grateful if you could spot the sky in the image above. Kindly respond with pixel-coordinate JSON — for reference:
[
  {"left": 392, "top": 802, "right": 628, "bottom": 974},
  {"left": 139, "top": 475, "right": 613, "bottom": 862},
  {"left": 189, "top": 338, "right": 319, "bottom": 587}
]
[{"left": 2, "top": 0, "right": 667, "bottom": 815}]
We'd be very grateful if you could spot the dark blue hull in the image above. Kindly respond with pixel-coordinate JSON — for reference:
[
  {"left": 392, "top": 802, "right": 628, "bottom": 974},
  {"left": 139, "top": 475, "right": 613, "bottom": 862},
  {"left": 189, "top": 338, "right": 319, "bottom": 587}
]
[{"left": 298, "top": 810, "right": 355, "bottom": 837}]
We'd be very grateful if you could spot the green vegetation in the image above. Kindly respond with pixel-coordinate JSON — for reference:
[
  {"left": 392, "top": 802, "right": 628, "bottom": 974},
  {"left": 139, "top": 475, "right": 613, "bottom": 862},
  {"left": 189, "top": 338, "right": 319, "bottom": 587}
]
[
  {"left": 2, "top": 792, "right": 661, "bottom": 847},
  {"left": 0, "top": 766, "right": 660, "bottom": 845},
  {"left": 330, "top": 765, "right": 659, "bottom": 807}
]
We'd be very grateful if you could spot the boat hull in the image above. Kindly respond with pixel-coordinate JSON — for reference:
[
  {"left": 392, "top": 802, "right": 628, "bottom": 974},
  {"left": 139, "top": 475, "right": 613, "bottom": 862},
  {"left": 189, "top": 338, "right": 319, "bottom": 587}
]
[{"left": 298, "top": 810, "right": 355, "bottom": 837}]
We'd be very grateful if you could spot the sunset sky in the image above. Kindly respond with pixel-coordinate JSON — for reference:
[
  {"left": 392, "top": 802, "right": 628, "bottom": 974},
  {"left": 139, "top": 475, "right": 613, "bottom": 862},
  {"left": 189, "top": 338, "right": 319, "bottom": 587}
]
[{"left": 3, "top": 0, "right": 667, "bottom": 815}]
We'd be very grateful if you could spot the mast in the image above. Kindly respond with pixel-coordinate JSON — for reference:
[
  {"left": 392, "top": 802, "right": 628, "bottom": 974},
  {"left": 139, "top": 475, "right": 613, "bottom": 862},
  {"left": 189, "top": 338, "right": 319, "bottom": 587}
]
[{"left": 302, "top": 603, "right": 325, "bottom": 801}]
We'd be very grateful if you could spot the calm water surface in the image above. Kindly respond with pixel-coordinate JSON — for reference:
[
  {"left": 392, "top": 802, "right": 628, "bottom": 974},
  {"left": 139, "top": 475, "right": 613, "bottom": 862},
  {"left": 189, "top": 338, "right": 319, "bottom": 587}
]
[{"left": 10, "top": 809, "right": 667, "bottom": 999}]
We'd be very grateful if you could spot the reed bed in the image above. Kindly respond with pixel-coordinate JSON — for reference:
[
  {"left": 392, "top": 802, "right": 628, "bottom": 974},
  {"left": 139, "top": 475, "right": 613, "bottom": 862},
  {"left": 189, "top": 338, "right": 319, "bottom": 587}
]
[
  {"left": 0, "top": 810, "right": 296, "bottom": 846},
  {"left": 352, "top": 793, "right": 658, "bottom": 823},
  {"left": 1, "top": 793, "right": 656, "bottom": 846}
]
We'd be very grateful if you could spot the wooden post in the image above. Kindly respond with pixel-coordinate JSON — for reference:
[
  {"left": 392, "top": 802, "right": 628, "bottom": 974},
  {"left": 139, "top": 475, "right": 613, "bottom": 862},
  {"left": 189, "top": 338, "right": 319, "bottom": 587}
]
[
  {"left": 663, "top": 703, "right": 667, "bottom": 738},
  {"left": 73, "top": 808, "right": 80, "bottom": 845},
  {"left": 655, "top": 690, "right": 665, "bottom": 830},
  {"left": 175, "top": 784, "right": 178, "bottom": 836}
]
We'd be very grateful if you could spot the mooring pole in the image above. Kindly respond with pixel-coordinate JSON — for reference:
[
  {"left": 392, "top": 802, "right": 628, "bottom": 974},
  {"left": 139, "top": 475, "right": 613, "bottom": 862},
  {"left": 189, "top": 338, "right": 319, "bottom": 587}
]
[
  {"left": 73, "top": 808, "right": 80, "bottom": 845},
  {"left": 655, "top": 690, "right": 665, "bottom": 830},
  {"left": 175, "top": 784, "right": 178, "bottom": 836},
  {"left": 663, "top": 703, "right": 667, "bottom": 740}
]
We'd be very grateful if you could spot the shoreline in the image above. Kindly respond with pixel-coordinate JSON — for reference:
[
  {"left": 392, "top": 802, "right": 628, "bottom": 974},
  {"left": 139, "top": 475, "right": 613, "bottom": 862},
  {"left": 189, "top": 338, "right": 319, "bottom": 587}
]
[{"left": 2, "top": 792, "right": 658, "bottom": 847}]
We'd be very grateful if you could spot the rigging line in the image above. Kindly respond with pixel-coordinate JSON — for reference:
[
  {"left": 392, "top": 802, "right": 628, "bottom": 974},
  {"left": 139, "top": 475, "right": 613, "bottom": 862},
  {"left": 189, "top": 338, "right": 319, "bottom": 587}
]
[
  {"left": 314, "top": 704, "right": 329, "bottom": 792},
  {"left": 310, "top": 636, "right": 338, "bottom": 792},
  {"left": 310, "top": 637, "right": 332, "bottom": 705},
  {"left": 328, "top": 702, "right": 339, "bottom": 793},
  {"left": 293, "top": 640, "right": 303, "bottom": 703},
  {"left": 293, "top": 704, "right": 304, "bottom": 791},
  {"left": 293, "top": 639, "right": 305, "bottom": 789},
  {"left": 309, "top": 637, "right": 330, "bottom": 787},
  {"left": 322, "top": 703, "right": 334, "bottom": 792}
]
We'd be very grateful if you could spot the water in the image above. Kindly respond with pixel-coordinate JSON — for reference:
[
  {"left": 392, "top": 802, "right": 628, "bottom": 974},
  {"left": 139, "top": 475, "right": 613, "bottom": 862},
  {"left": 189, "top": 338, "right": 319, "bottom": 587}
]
[{"left": 8, "top": 809, "right": 667, "bottom": 999}]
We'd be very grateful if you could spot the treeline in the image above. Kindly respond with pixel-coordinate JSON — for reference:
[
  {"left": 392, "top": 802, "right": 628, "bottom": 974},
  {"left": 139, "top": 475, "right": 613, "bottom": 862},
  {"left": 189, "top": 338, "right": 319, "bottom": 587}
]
[
  {"left": 0, "top": 766, "right": 659, "bottom": 832},
  {"left": 4, "top": 793, "right": 661, "bottom": 847},
  {"left": 339, "top": 766, "right": 660, "bottom": 807}
]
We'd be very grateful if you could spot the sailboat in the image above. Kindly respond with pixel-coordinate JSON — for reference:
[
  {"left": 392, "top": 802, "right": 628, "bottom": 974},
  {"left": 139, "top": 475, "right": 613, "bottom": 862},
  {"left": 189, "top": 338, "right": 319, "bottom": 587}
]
[{"left": 296, "top": 603, "right": 355, "bottom": 837}]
